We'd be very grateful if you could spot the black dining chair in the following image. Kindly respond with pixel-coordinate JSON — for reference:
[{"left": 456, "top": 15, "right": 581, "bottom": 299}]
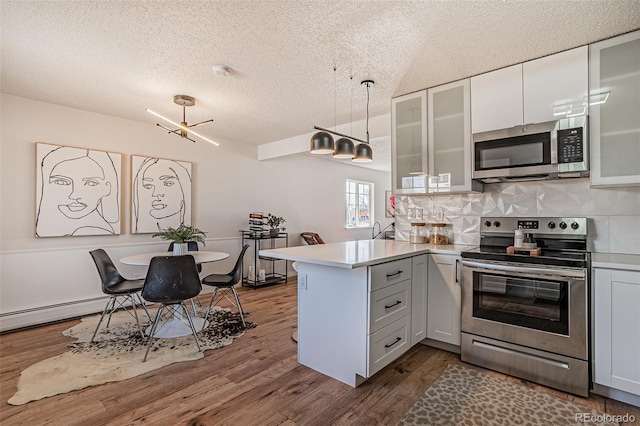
[
  {"left": 202, "top": 245, "right": 249, "bottom": 328},
  {"left": 141, "top": 255, "right": 203, "bottom": 362},
  {"left": 167, "top": 241, "right": 201, "bottom": 314},
  {"left": 89, "top": 249, "right": 151, "bottom": 343}
]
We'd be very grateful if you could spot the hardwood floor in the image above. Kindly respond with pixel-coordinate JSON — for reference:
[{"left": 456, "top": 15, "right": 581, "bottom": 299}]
[{"left": 1, "top": 279, "right": 638, "bottom": 425}]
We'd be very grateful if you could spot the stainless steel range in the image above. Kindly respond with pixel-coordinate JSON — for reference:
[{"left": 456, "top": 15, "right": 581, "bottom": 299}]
[{"left": 461, "top": 217, "right": 590, "bottom": 397}]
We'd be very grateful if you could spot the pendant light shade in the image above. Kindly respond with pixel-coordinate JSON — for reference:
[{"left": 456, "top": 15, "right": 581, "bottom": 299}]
[
  {"left": 310, "top": 131, "right": 334, "bottom": 154},
  {"left": 333, "top": 137, "right": 356, "bottom": 159},
  {"left": 353, "top": 142, "right": 373, "bottom": 163}
]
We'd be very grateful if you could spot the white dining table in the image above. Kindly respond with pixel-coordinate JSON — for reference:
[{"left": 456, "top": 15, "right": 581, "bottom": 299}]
[{"left": 120, "top": 250, "right": 229, "bottom": 338}]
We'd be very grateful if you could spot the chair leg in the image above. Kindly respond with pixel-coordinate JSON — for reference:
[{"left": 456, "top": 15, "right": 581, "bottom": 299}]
[
  {"left": 231, "top": 287, "right": 246, "bottom": 328},
  {"left": 180, "top": 303, "right": 202, "bottom": 353},
  {"left": 135, "top": 293, "right": 152, "bottom": 321},
  {"left": 91, "top": 296, "right": 115, "bottom": 343},
  {"left": 204, "top": 287, "right": 218, "bottom": 321},
  {"left": 143, "top": 305, "right": 165, "bottom": 362},
  {"left": 128, "top": 294, "right": 145, "bottom": 340},
  {"left": 190, "top": 298, "right": 198, "bottom": 316}
]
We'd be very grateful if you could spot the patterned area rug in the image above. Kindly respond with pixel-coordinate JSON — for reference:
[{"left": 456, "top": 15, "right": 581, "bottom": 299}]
[
  {"left": 7, "top": 306, "right": 255, "bottom": 405},
  {"left": 398, "top": 364, "right": 618, "bottom": 426}
]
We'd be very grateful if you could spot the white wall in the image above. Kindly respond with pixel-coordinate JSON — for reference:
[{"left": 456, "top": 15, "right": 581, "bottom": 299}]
[{"left": 0, "top": 94, "right": 392, "bottom": 330}]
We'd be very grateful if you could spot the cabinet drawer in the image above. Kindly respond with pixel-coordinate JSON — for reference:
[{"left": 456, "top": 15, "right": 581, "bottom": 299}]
[
  {"left": 370, "top": 258, "right": 412, "bottom": 291},
  {"left": 368, "top": 315, "right": 410, "bottom": 376},
  {"left": 369, "top": 279, "right": 411, "bottom": 333}
]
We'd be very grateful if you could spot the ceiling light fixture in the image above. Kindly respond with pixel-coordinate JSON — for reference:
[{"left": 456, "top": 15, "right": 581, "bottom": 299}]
[
  {"left": 333, "top": 74, "right": 356, "bottom": 159},
  {"left": 146, "top": 95, "right": 220, "bottom": 147},
  {"left": 310, "top": 77, "right": 375, "bottom": 163}
]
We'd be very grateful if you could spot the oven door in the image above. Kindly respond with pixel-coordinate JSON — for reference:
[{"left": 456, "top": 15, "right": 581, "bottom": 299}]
[{"left": 461, "top": 260, "right": 587, "bottom": 360}]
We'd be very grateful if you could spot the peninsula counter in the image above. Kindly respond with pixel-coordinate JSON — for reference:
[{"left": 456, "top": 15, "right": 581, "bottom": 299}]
[{"left": 260, "top": 239, "right": 474, "bottom": 387}]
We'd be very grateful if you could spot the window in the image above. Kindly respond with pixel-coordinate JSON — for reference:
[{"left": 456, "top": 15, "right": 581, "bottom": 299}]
[{"left": 346, "top": 179, "right": 374, "bottom": 228}]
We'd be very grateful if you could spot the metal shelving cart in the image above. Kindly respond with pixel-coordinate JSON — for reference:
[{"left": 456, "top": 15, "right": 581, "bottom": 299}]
[{"left": 240, "top": 230, "right": 288, "bottom": 288}]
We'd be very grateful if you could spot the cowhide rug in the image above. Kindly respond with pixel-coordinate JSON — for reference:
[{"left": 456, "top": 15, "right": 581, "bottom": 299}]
[{"left": 8, "top": 306, "right": 255, "bottom": 405}]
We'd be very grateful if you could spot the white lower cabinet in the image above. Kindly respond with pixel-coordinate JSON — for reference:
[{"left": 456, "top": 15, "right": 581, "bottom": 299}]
[
  {"left": 366, "top": 258, "right": 413, "bottom": 377},
  {"left": 427, "top": 253, "right": 462, "bottom": 346},
  {"left": 594, "top": 268, "right": 640, "bottom": 397}
]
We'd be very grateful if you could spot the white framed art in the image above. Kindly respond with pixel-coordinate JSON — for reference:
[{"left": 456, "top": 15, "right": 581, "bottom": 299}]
[
  {"left": 35, "top": 142, "right": 122, "bottom": 237},
  {"left": 131, "top": 155, "right": 193, "bottom": 234}
]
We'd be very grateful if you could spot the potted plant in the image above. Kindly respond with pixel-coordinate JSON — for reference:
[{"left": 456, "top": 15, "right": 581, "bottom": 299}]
[
  {"left": 266, "top": 214, "right": 286, "bottom": 237},
  {"left": 153, "top": 224, "right": 207, "bottom": 255}
]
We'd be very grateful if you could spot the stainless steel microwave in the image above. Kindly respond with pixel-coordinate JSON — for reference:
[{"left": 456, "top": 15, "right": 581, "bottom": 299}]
[{"left": 472, "top": 116, "right": 588, "bottom": 183}]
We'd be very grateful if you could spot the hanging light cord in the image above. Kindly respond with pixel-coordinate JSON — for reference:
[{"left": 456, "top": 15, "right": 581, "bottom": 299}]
[{"left": 365, "top": 82, "right": 370, "bottom": 144}]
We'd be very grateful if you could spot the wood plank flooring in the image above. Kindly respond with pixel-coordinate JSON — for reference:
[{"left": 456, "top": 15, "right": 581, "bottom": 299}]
[{"left": 1, "top": 279, "right": 638, "bottom": 425}]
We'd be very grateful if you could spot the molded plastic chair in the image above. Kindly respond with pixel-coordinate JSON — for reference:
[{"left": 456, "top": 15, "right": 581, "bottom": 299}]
[
  {"left": 89, "top": 249, "right": 151, "bottom": 342},
  {"left": 141, "top": 255, "right": 203, "bottom": 362},
  {"left": 301, "top": 232, "right": 325, "bottom": 245},
  {"left": 167, "top": 241, "right": 201, "bottom": 313},
  {"left": 201, "top": 245, "right": 250, "bottom": 328}
]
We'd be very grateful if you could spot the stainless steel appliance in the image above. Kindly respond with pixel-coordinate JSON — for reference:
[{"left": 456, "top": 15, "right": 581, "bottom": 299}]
[
  {"left": 461, "top": 217, "right": 590, "bottom": 397},
  {"left": 472, "top": 116, "right": 589, "bottom": 183}
]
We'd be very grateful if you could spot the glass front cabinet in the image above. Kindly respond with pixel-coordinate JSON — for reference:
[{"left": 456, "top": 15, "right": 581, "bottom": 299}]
[
  {"left": 590, "top": 30, "right": 640, "bottom": 186},
  {"left": 391, "top": 90, "right": 428, "bottom": 193},
  {"left": 392, "top": 80, "right": 482, "bottom": 194},
  {"left": 427, "top": 79, "right": 482, "bottom": 193}
]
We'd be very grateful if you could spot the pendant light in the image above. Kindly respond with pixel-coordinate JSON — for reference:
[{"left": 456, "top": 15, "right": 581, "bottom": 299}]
[
  {"left": 312, "top": 73, "right": 375, "bottom": 163},
  {"left": 333, "top": 74, "right": 356, "bottom": 159},
  {"left": 310, "top": 67, "right": 337, "bottom": 154},
  {"left": 352, "top": 80, "right": 374, "bottom": 163}
]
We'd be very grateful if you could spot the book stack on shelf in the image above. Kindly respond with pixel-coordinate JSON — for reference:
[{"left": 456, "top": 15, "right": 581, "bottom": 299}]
[{"left": 248, "top": 212, "right": 269, "bottom": 237}]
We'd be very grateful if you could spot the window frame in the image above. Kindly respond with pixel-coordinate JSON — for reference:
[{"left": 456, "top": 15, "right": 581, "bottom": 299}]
[{"left": 345, "top": 179, "right": 374, "bottom": 229}]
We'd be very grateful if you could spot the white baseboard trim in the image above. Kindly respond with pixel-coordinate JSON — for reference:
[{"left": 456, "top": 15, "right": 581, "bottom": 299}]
[{"left": 0, "top": 297, "right": 109, "bottom": 332}]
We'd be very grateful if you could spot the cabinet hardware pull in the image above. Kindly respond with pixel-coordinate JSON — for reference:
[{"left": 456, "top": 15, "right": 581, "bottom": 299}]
[
  {"left": 384, "top": 301, "right": 401, "bottom": 309},
  {"left": 385, "top": 337, "right": 402, "bottom": 348},
  {"left": 386, "top": 270, "right": 403, "bottom": 278},
  {"left": 455, "top": 259, "right": 459, "bottom": 283}
]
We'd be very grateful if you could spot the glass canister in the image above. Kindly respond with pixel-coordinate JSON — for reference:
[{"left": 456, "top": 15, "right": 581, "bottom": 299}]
[
  {"left": 409, "top": 222, "right": 428, "bottom": 244},
  {"left": 429, "top": 223, "right": 449, "bottom": 245}
]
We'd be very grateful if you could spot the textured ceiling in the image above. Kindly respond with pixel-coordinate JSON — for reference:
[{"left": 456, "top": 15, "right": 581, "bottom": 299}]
[{"left": 2, "top": 0, "right": 639, "bottom": 152}]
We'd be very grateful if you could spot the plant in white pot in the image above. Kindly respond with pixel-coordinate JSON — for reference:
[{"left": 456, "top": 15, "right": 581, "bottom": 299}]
[
  {"left": 153, "top": 224, "right": 207, "bottom": 255},
  {"left": 266, "top": 214, "right": 286, "bottom": 237}
]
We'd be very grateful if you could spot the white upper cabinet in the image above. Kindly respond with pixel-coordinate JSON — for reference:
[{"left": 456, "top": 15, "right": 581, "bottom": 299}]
[
  {"left": 428, "top": 79, "right": 482, "bottom": 193},
  {"left": 471, "top": 64, "right": 523, "bottom": 133},
  {"left": 391, "top": 91, "right": 428, "bottom": 193},
  {"left": 471, "top": 46, "right": 588, "bottom": 134},
  {"left": 589, "top": 30, "right": 640, "bottom": 186},
  {"left": 523, "top": 46, "right": 588, "bottom": 124}
]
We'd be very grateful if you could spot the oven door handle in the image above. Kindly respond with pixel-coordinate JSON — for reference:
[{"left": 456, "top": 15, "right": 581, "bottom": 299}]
[{"left": 461, "top": 260, "right": 586, "bottom": 279}]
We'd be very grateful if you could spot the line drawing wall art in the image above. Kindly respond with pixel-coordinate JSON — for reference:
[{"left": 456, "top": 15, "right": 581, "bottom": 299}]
[
  {"left": 131, "top": 156, "right": 192, "bottom": 233},
  {"left": 35, "top": 143, "right": 122, "bottom": 237}
]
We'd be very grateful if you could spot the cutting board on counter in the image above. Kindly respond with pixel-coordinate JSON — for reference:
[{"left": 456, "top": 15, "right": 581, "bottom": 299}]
[{"left": 506, "top": 246, "right": 541, "bottom": 255}]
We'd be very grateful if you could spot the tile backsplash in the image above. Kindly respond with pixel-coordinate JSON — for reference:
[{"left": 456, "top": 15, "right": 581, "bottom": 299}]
[{"left": 395, "top": 178, "right": 640, "bottom": 255}]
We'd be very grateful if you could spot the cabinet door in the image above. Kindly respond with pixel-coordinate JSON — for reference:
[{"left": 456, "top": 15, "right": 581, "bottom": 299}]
[
  {"left": 427, "top": 254, "right": 461, "bottom": 345},
  {"left": 411, "top": 254, "right": 428, "bottom": 346},
  {"left": 523, "top": 46, "right": 588, "bottom": 124},
  {"left": 594, "top": 268, "right": 640, "bottom": 396},
  {"left": 392, "top": 91, "right": 428, "bottom": 193},
  {"left": 428, "top": 79, "right": 478, "bottom": 193},
  {"left": 590, "top": 30, "right": 640, "bottom": 186},
  {"left": 470, "top": 64, "right": 523, "bottom": 133}
]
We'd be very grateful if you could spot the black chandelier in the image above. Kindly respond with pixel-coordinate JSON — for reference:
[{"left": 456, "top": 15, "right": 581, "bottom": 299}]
[{"left": 310, "top": 79, "right": 374, "bottom": 163}]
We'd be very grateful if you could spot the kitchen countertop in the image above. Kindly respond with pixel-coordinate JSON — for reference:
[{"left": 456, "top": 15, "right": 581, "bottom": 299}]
[
  {"left": 259, "top": 239, "right": 476, "bottom": 269},
  {"left": 592, "top": 253, "right": 640, "bottom": 272}
]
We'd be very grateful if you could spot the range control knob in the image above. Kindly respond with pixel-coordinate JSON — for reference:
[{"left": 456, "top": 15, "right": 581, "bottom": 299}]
[
  {"left": 493, "top": 221, "right": 501, "bottom": 228},
  {"left": 571, "top": 222, "right": 580, "bottom": 230},
  {"left": 548, "top": 221, "right": 556, "bottom": 229},
  {"left": 559, "top": 222, "right": 567, "bottom": 229},
  {"left": 484, "top": 221, "right": 492, "bottom": 227}
]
